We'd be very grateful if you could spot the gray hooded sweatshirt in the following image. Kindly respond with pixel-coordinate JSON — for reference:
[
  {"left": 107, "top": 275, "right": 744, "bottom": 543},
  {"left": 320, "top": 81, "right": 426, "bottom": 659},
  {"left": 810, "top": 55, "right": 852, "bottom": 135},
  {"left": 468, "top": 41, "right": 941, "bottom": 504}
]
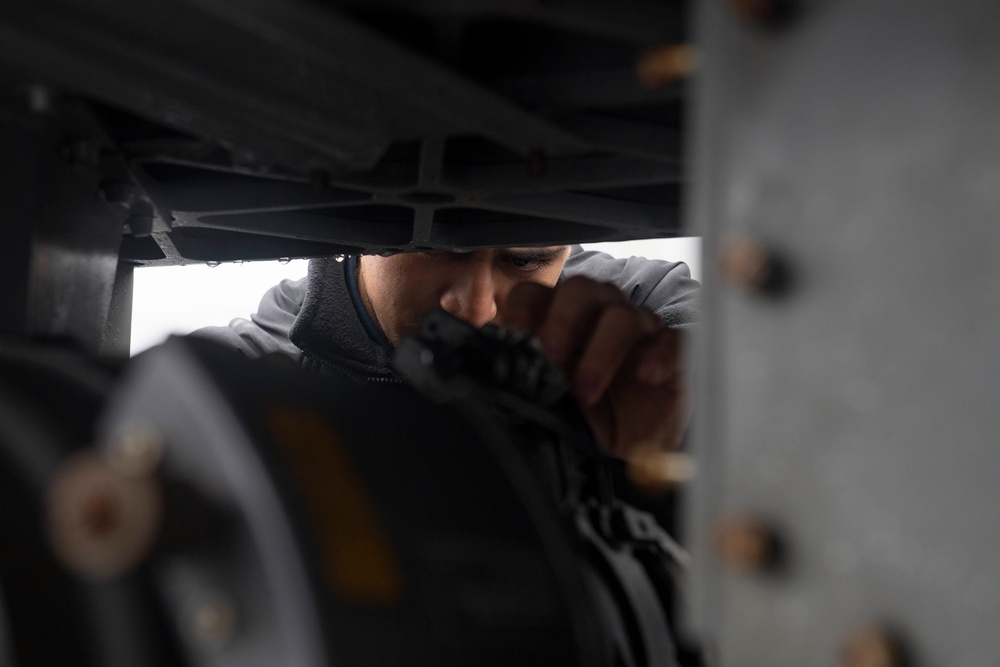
[{"left": 194, "top": 245, "right": 699, "bottom": 381}]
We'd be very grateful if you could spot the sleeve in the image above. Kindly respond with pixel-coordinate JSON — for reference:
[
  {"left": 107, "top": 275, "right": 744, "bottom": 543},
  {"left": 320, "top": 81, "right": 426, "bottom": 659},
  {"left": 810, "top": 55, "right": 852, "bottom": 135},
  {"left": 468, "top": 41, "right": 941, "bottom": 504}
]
[
  {"left": 560, "top": 245, "right": 700, "bottom": 328},
  {"left": 190, "top": 276, "right": 307, "bottom": 359}
]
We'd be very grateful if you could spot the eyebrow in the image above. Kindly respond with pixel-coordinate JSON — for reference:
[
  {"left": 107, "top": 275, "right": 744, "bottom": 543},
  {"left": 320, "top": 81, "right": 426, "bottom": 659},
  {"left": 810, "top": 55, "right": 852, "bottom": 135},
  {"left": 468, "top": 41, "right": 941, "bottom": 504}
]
[{"left": 503, "top": 246, "right": 568, "bottom": 259}]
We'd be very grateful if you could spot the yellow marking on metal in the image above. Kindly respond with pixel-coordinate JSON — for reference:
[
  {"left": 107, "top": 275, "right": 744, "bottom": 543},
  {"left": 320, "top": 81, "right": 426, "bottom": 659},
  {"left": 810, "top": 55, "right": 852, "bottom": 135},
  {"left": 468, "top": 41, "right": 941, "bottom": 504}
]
[{"left": 267, "top": 405, "right": 403, "bottom": 605}]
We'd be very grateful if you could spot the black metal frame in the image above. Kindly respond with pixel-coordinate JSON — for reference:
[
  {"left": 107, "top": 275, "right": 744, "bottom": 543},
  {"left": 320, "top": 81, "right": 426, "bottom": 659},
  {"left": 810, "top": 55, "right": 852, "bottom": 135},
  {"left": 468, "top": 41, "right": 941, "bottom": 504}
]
[{"left": 1, "top": 0, "right": 687, "bottom": 270}]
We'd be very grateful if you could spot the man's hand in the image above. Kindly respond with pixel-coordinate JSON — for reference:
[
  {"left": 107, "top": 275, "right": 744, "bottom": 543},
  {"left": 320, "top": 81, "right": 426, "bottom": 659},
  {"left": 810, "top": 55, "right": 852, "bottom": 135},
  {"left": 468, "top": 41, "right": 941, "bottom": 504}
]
[{"left": 503, "top": 275, "right": 690, "bottom": 459}]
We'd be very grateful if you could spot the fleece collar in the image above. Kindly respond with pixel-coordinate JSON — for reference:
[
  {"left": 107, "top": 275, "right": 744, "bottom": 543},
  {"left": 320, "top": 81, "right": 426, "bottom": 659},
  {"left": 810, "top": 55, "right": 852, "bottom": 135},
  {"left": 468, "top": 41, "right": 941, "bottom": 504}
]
[{"left": 288, "top": 256, "right": 397, "bottom": 380}]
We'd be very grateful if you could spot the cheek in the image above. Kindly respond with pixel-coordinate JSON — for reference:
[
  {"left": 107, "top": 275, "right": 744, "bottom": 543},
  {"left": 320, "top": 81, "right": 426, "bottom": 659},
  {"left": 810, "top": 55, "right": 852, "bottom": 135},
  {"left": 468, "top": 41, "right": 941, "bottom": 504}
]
[
  {"left": 496, "top": 264, "right": 564, "bottom": 318},
  {"left": 385, "top": 261, "right": 441, "bottom": 315},
  {"left": 535, "top": 264, "right": 565, "bottom": 287}
]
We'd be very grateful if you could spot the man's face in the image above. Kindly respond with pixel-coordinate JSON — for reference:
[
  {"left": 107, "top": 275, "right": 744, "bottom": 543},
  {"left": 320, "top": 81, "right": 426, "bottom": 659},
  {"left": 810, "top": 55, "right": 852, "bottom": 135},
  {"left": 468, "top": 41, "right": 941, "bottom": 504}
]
[{"left": 357, "top": 246, "right": 571, "bottom": 346}]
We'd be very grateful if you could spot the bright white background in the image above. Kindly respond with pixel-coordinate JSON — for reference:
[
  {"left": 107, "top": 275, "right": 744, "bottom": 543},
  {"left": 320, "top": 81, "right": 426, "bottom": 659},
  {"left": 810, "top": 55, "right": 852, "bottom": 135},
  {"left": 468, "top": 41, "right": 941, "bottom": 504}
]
[{"left": 131, "top": 237, "right": 702, "bottom": 355}]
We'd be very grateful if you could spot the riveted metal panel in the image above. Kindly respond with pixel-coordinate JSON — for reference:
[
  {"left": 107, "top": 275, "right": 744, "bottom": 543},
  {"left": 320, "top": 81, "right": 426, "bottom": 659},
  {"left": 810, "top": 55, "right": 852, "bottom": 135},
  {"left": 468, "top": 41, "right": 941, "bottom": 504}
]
[{"left": 688, "top": 0, "right": 1000, "bottom": 664}]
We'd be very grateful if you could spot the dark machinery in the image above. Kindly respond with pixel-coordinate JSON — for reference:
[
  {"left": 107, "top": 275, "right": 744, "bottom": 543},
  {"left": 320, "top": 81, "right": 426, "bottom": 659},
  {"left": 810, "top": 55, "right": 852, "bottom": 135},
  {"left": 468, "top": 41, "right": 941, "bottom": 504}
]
[
  {"left": 2, "top": 326, "right": 695, "bottom": 666},
  {"left": 0, "top": 4, "right": 697, "bottom": 662},
  {"left": 0, "top": 0, "right": 687, "bottom": 354},
  {"left": 5, "top": 0, "right": 1000, "bottom": 665}
]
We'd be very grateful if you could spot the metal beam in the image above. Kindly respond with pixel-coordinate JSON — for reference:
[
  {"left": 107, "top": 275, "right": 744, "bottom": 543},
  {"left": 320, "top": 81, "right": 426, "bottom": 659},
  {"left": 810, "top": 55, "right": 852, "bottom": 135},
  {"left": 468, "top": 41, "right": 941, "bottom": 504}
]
[
  {"left": 493, "top": 69, "right": 683, "bottom": 111},
  {"left": 443, "top": 155, "right": 680, "bottom": 194},
  {"left": 476, "top": 192, "right": 677, "bottom": 232},
  {"left": 0, "top": 0, "right": 590, "bottom": 177},
  {"left": 343, "top": 0, "right": 685, "bottom": 44},
  {"left": 0, "top": 104, "right": 124, "bottom": 351}
]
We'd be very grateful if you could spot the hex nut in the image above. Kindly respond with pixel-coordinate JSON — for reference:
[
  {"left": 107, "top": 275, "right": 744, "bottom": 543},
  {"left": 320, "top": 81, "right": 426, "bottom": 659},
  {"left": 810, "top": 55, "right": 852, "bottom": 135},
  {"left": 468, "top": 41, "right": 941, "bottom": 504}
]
[
  {"left": 637, "top": 44, "right": 698, "bottom": 89},
  {"left": 840, "top": 625, "right": 901, "bottom": 667},
  {"left": 729, "top": 0, "right": 798, "bottom": 27},
  {"left": 47, "top": 450, "right": 163, "bottom": 581},
  {"left": 714, "top": 515, "right": 775, "bottom": 573},
  {"left": 717, "top": 236, "right": 780, "bottom": 293}
]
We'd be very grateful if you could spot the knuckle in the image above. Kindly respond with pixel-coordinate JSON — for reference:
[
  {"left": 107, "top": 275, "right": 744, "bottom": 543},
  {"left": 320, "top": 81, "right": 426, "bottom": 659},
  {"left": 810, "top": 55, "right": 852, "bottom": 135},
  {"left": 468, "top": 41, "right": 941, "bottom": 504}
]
[
  {"left": 599, "top": 282, "right": 626, "bottom": 301},
  {"left": 639, "top": 306, "right": 662, "bottom": 329},
  {"left": 557, "top": 275, "right": 622, "bottom": 303},
  {"left": 601, "top": 303, "right": 644, "bottom": 334},
  {"left": 560, "top": 274, "right": 597, "bottom": 292},
  {"left": 509, "top": 280, "right": 547, "bottom": 302},
  {"left": 655, "top": 326, "right": 681, "bottom": 349}
]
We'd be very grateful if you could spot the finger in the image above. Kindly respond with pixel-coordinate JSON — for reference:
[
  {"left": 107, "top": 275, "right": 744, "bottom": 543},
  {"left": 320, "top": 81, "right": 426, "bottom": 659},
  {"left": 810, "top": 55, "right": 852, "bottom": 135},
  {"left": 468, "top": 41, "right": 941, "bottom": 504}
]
[
  {"left": 536, "top": 276, "right": 624, "bottom": 366},
  {"left": 635, "top": 326, "right": 682, "bottom": 385},
  {"left": 502, "top": 282, "right": 554, "bottom": 334},
  {"left": 573, "top": 304, "right": 651, "bottom": 407},
  {"left": 612, "top": 372, "right": 687, "bottom": 456},
  {"left": 656, "top": 372, "right": 690, "bottom": 452}
]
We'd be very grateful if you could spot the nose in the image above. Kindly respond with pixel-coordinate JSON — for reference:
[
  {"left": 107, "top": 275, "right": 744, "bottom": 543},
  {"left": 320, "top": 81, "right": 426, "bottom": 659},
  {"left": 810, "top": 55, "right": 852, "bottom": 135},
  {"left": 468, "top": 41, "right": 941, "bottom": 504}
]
[{"left": 439, "top": 256, "right": 499, "bottom": 327}]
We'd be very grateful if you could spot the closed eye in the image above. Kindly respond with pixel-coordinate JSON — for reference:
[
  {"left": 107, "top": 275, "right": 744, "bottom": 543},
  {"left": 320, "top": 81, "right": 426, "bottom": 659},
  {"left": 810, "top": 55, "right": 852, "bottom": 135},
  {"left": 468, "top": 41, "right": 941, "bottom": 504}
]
[{"left": 500, "top": 248, "right": 565, "bottom": 272}]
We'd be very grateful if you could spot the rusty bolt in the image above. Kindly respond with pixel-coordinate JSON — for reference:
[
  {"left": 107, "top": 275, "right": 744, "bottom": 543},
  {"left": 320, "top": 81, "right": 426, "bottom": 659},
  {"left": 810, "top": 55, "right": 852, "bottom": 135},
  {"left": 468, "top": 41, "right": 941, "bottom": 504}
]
[
  {"left": 717, "top": 236, "right": 781, "bottom": 293},
  {"left": 840, "top": 625, "right": 901, "bottom": 667},
  {"left": 637, "top": 44, "right": 698, "bottom": 89},
  {"left": 80, "top": 484, "right": 121, "bottom": 537},
  {"left": 714, "top": 515, "right": 775, "bottom": 573},
  {"left": 106, "top": 421, "right": 165, "bottom": 479},
  {"left": 189, "top": 595, "right": 239, "bottom": 649},
  {"left": 729, "top": 0, "right": 798, "bottom": 27},
  {"left": 47, "top": 450, "right": 163, "bottom": 581}
]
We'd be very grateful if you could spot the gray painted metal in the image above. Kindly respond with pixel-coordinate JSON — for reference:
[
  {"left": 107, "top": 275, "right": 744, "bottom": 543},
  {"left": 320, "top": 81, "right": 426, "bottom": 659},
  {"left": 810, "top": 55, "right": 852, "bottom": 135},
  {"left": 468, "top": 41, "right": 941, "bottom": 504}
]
[
  {"left": 99, "top": 263, "right": 134, "bottom": 359},
  {"left": 0, "top": 103, "right": 125, "bottom": 352},
  {"left": 687, "top": 0, "right": 1000, "bottom": 664}
]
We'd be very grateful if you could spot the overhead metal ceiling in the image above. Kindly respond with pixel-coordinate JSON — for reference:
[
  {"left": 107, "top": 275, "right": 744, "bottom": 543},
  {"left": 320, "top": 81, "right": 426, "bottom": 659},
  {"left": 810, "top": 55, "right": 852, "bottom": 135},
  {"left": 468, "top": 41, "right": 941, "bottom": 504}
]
[{"left": 0, "top": 0, "right": 689, "bottom": 266}]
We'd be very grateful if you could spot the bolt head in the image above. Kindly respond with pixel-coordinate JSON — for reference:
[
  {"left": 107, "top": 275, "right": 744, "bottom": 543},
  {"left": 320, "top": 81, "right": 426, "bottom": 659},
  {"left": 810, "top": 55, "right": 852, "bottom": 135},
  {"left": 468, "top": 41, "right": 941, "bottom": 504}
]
[
  {"left": 841, "top": 625, "right": 901, "bottom": 667},
  {"left": 637, "top": 44, "right": 698, "bottom": 89},
  {"left": 729, "top": 0, "right": 798, "bottom": 27},
  {"left": 717, "top": 236, "right": 777, "bottom": 292},
  {"left": 714, "top": 515, "right": 775, "bottom": 573},
  {"left": 47, "top": 450, "right": 163, "bottom": 581}
]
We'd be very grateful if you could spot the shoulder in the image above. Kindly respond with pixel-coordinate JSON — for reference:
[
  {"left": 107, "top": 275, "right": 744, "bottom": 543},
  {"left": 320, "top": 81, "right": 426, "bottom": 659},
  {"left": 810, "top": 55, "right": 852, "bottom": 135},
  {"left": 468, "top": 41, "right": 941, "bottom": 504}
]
[
  {"left": 561, "top": 244, "right": 700, "bottom": 326},
  {"left": 191, "top": 276, "right": 306, "bottom": 359}
]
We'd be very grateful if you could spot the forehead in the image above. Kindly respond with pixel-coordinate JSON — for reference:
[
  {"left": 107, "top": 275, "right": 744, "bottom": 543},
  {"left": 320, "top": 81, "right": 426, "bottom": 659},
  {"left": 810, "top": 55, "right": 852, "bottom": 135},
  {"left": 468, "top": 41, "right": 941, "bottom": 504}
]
[{"left": 441, "top": 245, "right": 570, "bottom": 256}]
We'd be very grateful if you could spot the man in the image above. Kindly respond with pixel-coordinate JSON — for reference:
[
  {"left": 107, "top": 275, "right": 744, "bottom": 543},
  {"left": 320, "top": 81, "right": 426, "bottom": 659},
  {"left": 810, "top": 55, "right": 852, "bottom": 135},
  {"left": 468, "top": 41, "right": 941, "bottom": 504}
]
[{"left": 196, "top": 244, "right": 698, "bottom": 459}]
